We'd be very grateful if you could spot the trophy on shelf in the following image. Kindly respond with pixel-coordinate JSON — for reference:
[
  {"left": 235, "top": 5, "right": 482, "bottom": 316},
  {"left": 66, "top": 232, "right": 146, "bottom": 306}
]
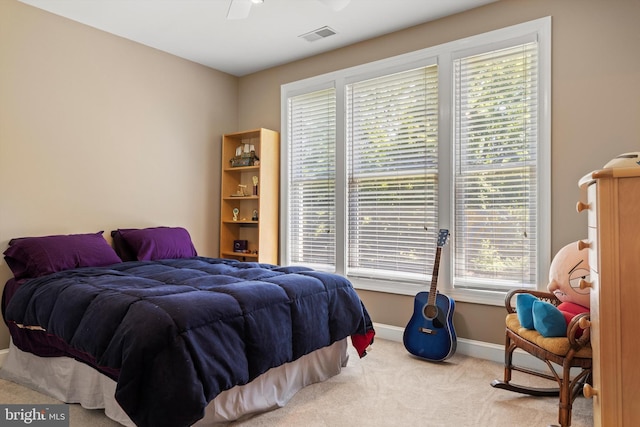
[
  {"left": 252, "top": 176, "right": 258, "bottom": 196},
  {"left": 231, "top": 184, "right": 248, "bottom": 197}
]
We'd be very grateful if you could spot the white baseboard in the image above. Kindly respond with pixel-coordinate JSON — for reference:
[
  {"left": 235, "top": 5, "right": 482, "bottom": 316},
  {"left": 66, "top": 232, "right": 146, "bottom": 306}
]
[{"left": 373, "top": 322, "right": 551, "bottom": 373}]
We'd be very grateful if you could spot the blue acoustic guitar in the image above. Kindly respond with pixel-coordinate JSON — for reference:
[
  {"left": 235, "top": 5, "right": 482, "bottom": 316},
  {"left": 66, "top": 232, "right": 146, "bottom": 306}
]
[{"left": 403, "top": 229, "right": 457, "bottom": 361}]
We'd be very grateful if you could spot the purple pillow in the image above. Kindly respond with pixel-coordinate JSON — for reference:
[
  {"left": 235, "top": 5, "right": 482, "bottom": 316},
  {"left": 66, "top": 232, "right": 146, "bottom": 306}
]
[
  {"left": 115, "top": 227, "right": 197, "bottom": 261},
  {"left": 110, "top": 229, "right": 137, "bottom": 262},
  {"left": 3, "top": 232, "right": 122, "bottom": 279}
]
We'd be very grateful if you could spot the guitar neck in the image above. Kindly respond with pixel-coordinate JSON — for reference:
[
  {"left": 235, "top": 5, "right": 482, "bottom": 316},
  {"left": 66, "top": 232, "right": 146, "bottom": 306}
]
[{"left": 427, "top": 246, "right": 442, "bottom": 305}]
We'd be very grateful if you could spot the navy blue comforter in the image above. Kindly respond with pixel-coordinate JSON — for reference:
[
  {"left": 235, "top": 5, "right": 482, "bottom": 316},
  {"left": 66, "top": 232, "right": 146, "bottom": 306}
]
[{"left": 3, "top": 257, "right": 373, "bottom": 427}]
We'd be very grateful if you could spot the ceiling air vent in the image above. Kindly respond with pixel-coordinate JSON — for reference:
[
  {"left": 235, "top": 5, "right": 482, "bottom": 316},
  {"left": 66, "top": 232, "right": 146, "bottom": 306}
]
[{"left": 299, "top": 26, "right": 337, "bottom": 42}]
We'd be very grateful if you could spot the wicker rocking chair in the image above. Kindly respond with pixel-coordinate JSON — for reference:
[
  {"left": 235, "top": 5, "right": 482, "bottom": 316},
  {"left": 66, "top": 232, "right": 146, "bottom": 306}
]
[{"left": 491, "top": 289, "right": 592, "bottom": 427}]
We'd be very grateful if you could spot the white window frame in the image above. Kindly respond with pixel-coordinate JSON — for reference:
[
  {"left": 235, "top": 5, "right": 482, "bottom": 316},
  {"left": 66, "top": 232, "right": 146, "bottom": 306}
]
[{"left": 280, "top": 17, "right": 551, "bottom": 306}]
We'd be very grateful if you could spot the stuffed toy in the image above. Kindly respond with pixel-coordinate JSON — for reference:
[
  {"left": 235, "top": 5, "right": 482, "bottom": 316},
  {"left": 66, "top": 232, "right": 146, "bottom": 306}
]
[{"left": 516, "top": 241, "right": 591, "bottom": 337}]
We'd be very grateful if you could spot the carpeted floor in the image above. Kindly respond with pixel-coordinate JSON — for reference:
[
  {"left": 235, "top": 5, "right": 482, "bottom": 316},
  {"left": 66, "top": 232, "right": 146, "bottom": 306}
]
[{"left": 0, "top": 338, "right": 593, "bottom": 426}]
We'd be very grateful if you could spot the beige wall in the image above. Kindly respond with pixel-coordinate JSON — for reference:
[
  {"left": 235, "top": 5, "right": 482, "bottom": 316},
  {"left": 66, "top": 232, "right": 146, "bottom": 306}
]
[
  {"left": 0, "top": 0, "right": 239, "bottom": 348},
  {"left": 238, "top": 0, "right": 640, "bottom": 344}
]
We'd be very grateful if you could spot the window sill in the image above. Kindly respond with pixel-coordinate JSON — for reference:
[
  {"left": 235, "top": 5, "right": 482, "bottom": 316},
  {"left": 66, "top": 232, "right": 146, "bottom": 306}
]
[{"left": 350, "top": 276, "right": 509, "bottom": 307}]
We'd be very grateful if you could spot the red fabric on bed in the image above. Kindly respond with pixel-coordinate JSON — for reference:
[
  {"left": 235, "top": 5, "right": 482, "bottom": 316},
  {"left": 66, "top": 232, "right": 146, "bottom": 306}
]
[{"left": 350, "top": 329, "right": 375, "bottom": 357}]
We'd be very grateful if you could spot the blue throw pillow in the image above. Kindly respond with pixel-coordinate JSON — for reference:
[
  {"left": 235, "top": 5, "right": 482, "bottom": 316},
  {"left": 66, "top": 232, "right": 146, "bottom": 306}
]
[
  {"left": 532, "top": 300, "right": 567, "bottom": 337},
  {"left": 516, "top": 293, "right": 536, "bottom": 329}
]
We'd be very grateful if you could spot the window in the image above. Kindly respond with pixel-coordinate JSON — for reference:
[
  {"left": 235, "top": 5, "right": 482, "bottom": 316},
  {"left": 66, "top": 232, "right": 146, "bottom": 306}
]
[
  {"left": 281, "top": 18, "right": 551, "bottom": 305},
  {"left": 346, "top": 66, "right": 439, "bottom": 281},
  {"left": 452, "top": 42, "right": 540, "bottom": 293},
  {"left": 287, "top": 88, "right": 336, "bottom": 271}
]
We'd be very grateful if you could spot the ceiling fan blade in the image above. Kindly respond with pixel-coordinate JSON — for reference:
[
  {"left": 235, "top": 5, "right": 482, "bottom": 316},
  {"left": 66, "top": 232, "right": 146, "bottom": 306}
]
[
  {"left": 317, "top": 0, "right": 351, "bottom": 11},
  {"left": 227, "top": 0, "right": 252, "bottom": 20}
]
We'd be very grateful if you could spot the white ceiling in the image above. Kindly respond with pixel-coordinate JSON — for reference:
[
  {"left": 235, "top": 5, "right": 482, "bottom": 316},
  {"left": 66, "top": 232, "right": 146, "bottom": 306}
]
[{"left": 19, "top": 0, "right": 497, "bottom": 76}]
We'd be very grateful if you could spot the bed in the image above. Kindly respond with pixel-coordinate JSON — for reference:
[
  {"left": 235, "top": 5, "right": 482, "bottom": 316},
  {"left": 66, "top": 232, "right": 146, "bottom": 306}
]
[{"left": 1, "top": 228, "right": 375, "bottom": 426}]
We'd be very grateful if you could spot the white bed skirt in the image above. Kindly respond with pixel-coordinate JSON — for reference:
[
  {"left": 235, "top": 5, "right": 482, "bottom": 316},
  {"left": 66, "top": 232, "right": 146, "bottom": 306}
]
[{"left": 0, "top": 339, "right": 349, "bottom": 426}]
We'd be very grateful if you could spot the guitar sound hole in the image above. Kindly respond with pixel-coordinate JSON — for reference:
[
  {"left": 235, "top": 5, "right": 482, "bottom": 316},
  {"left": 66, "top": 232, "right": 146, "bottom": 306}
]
[
  {"left": 423, "top": 304, "right": 444, "bottom": 329},
  {"left": 423, "top": 304, "right": 438, "bottom": 319}
]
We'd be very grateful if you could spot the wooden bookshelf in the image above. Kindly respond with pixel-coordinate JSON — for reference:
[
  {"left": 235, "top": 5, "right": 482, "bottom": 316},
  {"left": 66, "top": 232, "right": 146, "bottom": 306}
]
[{"left": 219, "top": 128, "right": 279, "bottom": 263}]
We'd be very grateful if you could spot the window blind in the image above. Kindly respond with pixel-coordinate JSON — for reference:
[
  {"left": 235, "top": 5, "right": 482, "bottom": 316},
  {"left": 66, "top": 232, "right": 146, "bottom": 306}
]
[
  {"left": 287, "top": 88, "right": 337, "bottom": 270},
  {"left": 346, "top": 66, "right": 439, "bottom": 279},
  {"left": 453, "top": 42, "right": 539, "bottom": 290},
  {"left": 282, "top": 18, "right": 550, "bottom": 301}
]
